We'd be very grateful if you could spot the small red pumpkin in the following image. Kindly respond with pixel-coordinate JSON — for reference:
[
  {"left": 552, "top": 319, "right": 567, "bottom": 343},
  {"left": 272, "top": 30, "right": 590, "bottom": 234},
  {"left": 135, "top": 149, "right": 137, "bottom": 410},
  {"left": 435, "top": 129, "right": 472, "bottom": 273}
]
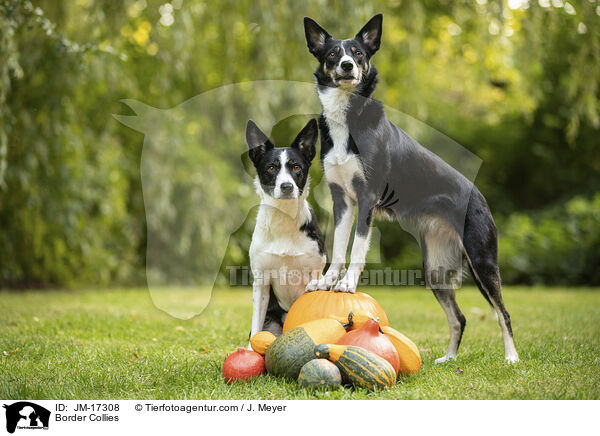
[
  {"left": 336, "top": 319, "right": 400, "bottom": 375},
  {"left": 222, "top": 348, "right": 265, "bottom": 383}
]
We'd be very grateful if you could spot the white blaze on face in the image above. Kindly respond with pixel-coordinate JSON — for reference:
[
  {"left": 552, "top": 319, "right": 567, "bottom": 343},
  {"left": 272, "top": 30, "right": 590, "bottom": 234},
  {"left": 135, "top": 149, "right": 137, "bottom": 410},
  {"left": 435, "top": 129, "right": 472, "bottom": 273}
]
[
  {"left": 335, "top": 43, "right": 358, "bottom": 81},
  {"left": 273, "top": 150, "right": 298, "bottom": 199}
]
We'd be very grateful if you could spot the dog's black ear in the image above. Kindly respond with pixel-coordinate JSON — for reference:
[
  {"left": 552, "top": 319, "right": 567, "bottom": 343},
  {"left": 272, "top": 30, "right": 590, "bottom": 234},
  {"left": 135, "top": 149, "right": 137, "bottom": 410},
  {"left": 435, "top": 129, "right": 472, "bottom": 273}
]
[
  {"left": 246, "top": 120, "right": 274, "bottom": 166},
  {"left": 355, "top": 14, "right": 382, "bottom": 56},
  {"left": 304, "top": 17, "right": 331, "bottom": 57},
  {"left": 291, "top": 118, "right": 318, "bottom": 162}
]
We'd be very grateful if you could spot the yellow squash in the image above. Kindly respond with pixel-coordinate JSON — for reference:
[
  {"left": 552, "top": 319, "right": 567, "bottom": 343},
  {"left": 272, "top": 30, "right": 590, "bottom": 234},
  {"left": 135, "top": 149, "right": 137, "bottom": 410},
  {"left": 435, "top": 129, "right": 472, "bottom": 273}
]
[
  {"left": 250, "top": 331, "right": 277, "bottom": 355},
  {"left": 298, "top": 318, "right": 347, "bottom": 342},
  {"left": 381, "top": 326, "right": 421, "bottom": 375}
]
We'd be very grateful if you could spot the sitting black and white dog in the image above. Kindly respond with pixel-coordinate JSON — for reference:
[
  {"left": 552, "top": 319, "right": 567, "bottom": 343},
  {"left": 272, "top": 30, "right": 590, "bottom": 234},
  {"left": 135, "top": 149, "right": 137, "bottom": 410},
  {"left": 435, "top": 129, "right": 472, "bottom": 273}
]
[
  {"left": 246, "top": 119, "right": 326, "bottom": 341},
  {"left": 303, "top": 14, "right": 519, "bottom": 363}
]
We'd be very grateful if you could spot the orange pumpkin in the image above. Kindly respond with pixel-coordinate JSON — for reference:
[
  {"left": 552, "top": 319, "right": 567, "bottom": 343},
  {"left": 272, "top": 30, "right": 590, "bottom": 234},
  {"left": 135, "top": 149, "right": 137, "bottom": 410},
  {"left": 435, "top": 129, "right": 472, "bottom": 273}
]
[{"left": 283, "top": 291, "right": 389, "bottom": 332}]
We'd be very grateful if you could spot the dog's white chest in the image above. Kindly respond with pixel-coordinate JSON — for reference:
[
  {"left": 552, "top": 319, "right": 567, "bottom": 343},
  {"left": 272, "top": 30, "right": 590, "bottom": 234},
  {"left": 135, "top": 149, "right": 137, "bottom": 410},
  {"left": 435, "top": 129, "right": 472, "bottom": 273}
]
[
  {"left": 251, "top": 228, "right": 319, "bottom": 257},
  {"left": 250, "top": 201, "right": 325, "bottom": 311},
  {"left": 322, "top": 155, "right": 364, "bottom": 202},
  {"left": 318, "top": 87, "right": 351, "bottom": 163},
  {"left": 318, "top": 87, "right": 364, "bottom": 199}
]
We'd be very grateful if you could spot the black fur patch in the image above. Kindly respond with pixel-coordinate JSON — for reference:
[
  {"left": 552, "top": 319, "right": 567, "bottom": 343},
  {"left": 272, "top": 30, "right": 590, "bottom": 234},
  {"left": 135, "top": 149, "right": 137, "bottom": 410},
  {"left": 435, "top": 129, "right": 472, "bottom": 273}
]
[
  {"left": 300, "top": 206, "right": 326, "bottom": 257},
  {"left": 263, "top": 286, "right": 286, "bottom": 336},
  {"left": 328, "top": 182, "right": 348, "bottom": 225},
  {"left": 377, "top": 183, "right": 399, "bottom": 213},
  {"left": 318, "top": 115, "right": 334, "bottom": 160}
]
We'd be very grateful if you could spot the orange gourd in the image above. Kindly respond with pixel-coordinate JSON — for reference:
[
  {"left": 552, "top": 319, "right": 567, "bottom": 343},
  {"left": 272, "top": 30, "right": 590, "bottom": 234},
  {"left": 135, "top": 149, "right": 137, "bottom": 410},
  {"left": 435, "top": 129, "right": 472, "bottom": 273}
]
[
  {"left": 283, "top": 291, "right": 389, "bottom": 332},
  {"left": 336, "top": 319, "right": 400, "bottom": 375},
  {"left": 250, "top": 331, "right": 277, "bottom": 355}
]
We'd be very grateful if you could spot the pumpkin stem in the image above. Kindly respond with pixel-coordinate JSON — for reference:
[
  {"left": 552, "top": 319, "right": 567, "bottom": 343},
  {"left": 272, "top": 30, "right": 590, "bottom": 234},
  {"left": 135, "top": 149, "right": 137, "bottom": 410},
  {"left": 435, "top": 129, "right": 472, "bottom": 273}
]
[{"left": 342, "top": 311, "right": 355, "bottom": 331}]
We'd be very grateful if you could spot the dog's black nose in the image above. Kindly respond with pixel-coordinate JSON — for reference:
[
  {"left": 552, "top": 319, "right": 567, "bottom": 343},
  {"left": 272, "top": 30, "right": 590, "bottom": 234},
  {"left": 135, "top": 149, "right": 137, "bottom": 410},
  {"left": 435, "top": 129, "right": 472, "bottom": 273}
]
[
  {"left": 341, "top": 61, "right": 354, "bottom": 72},
  {"left": 280, "top": 183, "right": 294, "bottom": 194}
]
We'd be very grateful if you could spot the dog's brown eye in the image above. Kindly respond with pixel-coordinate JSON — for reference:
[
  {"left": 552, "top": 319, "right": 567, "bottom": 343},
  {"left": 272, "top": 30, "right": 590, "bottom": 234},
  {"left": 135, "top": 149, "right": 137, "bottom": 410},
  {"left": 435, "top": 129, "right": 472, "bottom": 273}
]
[
  {"left": 355, "top": 51, "right": 362, "bottom": 57},
  {"left": 267, "top": 166, "right": 276, "bottom": 174},
  {"left": 328, "top": 50, "right": 336, "bottom": 58},
  {"left": 293, "top": 165, "right": 301, "bottom": 172}
]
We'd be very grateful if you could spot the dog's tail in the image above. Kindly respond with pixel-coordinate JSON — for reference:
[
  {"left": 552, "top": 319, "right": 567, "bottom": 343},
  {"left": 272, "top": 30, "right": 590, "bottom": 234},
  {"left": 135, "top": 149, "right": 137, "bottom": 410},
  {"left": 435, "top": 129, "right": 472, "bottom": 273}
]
[{"left": 461, "top": 245, "right": 494, "bottom": 308}]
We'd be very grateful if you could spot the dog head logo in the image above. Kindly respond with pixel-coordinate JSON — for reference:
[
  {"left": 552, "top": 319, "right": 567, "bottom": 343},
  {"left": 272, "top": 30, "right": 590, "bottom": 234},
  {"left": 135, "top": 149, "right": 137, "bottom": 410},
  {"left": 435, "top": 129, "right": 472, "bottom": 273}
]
[{"left": 3, "top": 402, "right": 50, "bottom": 434}]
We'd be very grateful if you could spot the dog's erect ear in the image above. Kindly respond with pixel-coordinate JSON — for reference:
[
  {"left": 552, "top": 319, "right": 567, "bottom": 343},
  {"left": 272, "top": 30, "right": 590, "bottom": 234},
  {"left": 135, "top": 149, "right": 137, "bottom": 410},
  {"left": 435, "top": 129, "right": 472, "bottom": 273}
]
[
  {"left": 291, "top": 118, "right": 318, "bottom": 162},
  {"left": 246, "top": 120, "right": 274, "bottom": 166},
  {"left": 355, "top": 14, "right": 383, "bottom": 56},
  {"left": 304, "top": 17, "right": 331, "bottom": 57}
]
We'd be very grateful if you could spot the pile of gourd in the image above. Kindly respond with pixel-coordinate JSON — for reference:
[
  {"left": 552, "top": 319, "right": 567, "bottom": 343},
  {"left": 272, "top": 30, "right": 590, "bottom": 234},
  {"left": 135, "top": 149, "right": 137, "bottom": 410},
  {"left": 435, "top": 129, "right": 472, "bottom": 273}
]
[{"left": 222, "top": 291, "right": 421, "bottom": 391}]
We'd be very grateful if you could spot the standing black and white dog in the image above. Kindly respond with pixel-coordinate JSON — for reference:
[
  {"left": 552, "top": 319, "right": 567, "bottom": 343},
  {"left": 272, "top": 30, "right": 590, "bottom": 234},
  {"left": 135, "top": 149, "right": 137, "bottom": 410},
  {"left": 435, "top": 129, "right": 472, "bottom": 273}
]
[
  {"left": 303, "top": 14, "right": 519, "bottom": 363},
  {"left": 246, "top": 119, "right": 326, "bottom": 341}
]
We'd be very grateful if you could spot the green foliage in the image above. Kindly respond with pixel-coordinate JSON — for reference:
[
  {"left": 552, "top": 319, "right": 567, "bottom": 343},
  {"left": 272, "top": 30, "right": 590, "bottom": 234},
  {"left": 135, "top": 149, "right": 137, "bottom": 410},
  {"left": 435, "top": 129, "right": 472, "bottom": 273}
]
[
  {"left": 499, "top": 194, "right": 600, "bottom": 285},
  {"left": 0, "top": 1, "right": 138, "bottom": 286},
  {"left": 0, "top": 0, "right": 599, "bottom": 287}
]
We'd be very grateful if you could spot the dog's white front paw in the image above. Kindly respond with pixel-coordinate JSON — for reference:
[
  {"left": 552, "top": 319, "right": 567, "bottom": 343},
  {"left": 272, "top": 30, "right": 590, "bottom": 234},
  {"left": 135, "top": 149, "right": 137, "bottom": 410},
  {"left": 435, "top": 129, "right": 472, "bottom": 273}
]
[
  {"left": 505, "top": 353, "right": 520, "bottom": 364},
  {"left": 434, "top": 354, "right": 456, "bottom": 364},
  {"left": 305, "top": 270, "right": 339, "bottom": 291},
  {"left": 305, "top": 279, "right": 320, "bottom": 292},
  {"left": 334, "top": 280, "right": 355, "bottom": 293},
  {"left": 333, "top": 271, "right": 358, "bottom": 293}
]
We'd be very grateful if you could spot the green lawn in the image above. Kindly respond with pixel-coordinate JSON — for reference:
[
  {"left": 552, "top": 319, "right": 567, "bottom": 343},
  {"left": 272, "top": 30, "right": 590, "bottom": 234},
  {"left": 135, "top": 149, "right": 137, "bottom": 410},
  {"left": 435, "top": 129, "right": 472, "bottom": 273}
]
[{"left": 1, "top": 286, "right": 599, "bottom": 399}]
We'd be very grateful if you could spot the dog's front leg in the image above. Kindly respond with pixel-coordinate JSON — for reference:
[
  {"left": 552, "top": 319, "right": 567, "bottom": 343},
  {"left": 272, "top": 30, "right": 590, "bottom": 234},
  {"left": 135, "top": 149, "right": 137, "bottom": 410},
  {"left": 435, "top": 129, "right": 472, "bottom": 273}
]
[
  {"left": 248, "top": 276, "right": 270, "bottom": 348},
  {"left": 334, "top": 197, "right": 374, "bottom": 293},
  {"left": 306, "top": 183, "right": 355, "bottom": 291}
]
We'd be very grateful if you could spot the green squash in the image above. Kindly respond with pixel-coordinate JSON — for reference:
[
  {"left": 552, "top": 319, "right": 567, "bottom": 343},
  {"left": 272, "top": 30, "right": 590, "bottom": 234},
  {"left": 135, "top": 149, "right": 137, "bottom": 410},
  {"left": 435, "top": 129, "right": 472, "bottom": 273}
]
[
  {"left": 265, "top": 318, "right": 346, "bottom": 379},
  {"left": 298, "top": 359, "right": 342, "bottom": 388},
  {"left": 314, "top": 343, "right": 396, "bottom": 390}
]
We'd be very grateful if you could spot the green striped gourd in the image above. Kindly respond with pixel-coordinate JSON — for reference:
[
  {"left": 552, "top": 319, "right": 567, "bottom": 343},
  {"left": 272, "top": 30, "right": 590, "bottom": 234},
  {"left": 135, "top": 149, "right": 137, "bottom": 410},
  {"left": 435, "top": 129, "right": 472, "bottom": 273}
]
[{"left": 314, "top": 343, "right": 396, "bottom": 390}]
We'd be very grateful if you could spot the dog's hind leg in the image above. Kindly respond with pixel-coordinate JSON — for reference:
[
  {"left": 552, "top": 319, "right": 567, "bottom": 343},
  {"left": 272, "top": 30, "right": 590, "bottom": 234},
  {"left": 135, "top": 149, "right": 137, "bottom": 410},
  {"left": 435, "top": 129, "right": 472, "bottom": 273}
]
[
  {"left": 463, "top": 242, "right": 519, "bottom": 363},
  {"left": 431, "top": 288, "right": 466, "bottom": 363},
  {"left": 420, "top": 218, "right": 467, "bottom": 363},
  {"left": 463, "top": 191, "right": 519, "bottom": 363}
]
